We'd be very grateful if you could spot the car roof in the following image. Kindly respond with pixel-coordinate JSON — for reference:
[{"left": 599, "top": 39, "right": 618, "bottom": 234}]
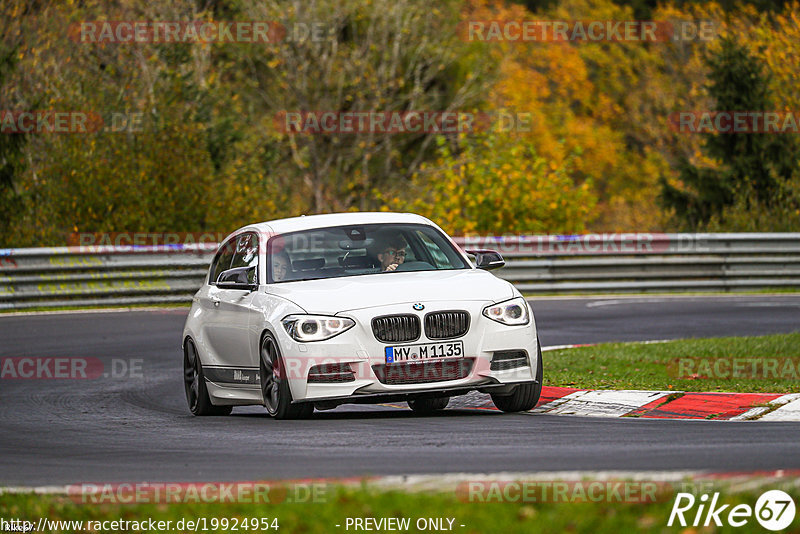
[{"left": 231, "top": 212, "right": 435, "bottom": 242}]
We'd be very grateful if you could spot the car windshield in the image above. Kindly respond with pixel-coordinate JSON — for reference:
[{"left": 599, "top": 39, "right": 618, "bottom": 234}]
[{"left": 267, "top": 223, "right": 469, "bottom": 283}]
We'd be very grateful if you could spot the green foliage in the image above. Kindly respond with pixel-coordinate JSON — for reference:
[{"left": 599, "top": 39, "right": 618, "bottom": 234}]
[
  {"left": 41, "top": 121, "right": 215, "bottom": 239},
  {"left": 1, "top": 0, "right": 800, "bottom": 246},
  {"left": 706, "top": 179, "right": 800, "bottom": 231},
  {"left": 608, "top": 0, "right": 796, "bottom": 18},
  {"left": 382, "top": 132, "right": 596, "bottom": 235},
  {"left": 0, "top": 0, "right": 497, "bottom": 245},
  {"left": 660, "top": 36, "right": 800, "bottom": 230},
  {"left": 0, "top": 43, "right": 26, "bottom": 242},
  {"left": 235, "top": 0, "right": 496, "bottom": 215}
]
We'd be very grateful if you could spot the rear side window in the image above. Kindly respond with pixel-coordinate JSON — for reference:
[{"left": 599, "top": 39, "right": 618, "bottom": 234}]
[
  {"left": 209, "top": 239, "right": 236, "bottom": 284},
  {"left": 230, "top": 233, "right": 259, "bottom": 284}
]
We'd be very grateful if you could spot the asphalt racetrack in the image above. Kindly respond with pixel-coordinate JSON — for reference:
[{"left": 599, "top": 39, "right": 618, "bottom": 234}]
[{"left": 1, "top": 295, "right": 799, "bottom": 486}]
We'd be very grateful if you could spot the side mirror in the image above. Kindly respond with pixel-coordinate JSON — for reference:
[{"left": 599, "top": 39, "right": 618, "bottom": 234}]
[
  {"left": 216, "top": 267, "right": 258, "bottom": 291},
  {"left": 465, "top": 249, "right": 505, "bottom": 271}
]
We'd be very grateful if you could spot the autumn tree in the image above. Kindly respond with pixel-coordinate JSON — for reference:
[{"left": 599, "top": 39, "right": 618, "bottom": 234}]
[
  {"left": 382, "top": 132, "right": 596, "bottom": 236},
  {"left": 0, "top": 43, "right": 26, "bottom": 243},
  {"left": 660, "top": 37, "right": 799, "bottom": 229},
  {"left": 0, "top": 0, "right": 231, "bottom": 244},
  {"left": 459, "top": 0, "right": 673, "bottom": 231},
  {"left": 235, "top": 0, "right": 496, "bottom": 214},
  {"left": 3, "top": 0, "right": 800, "bottom": 245}
]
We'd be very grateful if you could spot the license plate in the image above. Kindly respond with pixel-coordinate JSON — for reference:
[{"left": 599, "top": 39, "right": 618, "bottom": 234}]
[{"left": 385, "top": 341, "right": 464, "bottom": 364}]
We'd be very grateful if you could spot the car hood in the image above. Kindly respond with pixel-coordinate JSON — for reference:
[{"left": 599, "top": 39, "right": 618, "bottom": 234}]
[{"left": 266, "top": 269, "right": 516, "bottom": 314}]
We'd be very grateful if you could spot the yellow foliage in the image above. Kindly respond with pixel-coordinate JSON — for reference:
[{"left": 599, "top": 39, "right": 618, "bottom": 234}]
[
  {"left": 462, "top": 0, "right": 670, "bottom": 231},
  {"left": 380, "top": 133, "right": 597, "bottom": 236}
]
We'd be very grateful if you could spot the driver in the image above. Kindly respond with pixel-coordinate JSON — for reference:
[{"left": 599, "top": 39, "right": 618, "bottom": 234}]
[
  {"left": 377, "top": 236, "right": 408, "bottom": 272},
  {"left": 271, "top": 250, "right": 291, "bottom": 281}
]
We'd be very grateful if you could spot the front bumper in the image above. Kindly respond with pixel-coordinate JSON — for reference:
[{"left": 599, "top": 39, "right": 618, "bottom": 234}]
[{"left": 277, "top": 300, "right": 539, "bottom": 403}]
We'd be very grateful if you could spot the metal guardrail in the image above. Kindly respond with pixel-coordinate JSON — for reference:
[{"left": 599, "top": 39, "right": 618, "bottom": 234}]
[
  {"left": 1, "top": 233, "right": 800, "bottom": 310},
  {"left": 0, "top": 244, "right": 215, "bottom": 310}
]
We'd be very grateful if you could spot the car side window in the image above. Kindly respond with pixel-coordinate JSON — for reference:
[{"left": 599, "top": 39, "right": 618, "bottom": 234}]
[
  {"left": 415, "top": 230, "right": 450, "bottom": 268},
  {"left": 230, "top": 233, "right": 259, "bottom": 284},
  {"left": 209, "top": 239, "right": 236, "bottom": 285}
]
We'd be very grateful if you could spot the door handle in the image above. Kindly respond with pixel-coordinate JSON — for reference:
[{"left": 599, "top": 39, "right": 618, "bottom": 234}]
[{"left": 211, "top": 297, "right": 221, "bottom": 307}]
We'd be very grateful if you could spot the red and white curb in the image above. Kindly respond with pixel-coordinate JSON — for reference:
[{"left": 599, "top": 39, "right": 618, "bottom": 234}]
[
  {"left": 531, "top": 388, "right": 800, "bottom": 421},
  {"left": 511, "top": 342, "right": 800, "bottom": 421},
  {"left": 399, "top": 337, "right": 799, "bottom": 420},
  {"left": 444, "top": 387, "right": 800, "bottom": 421},
  {"left": 533, "top": 389, "right": 672, "bottom": 417},
  {"left": 731, "top": 393, "right": 800, "bottom": 421},
  {"left": 442, "top": 388, "right": 800, "bottom": 420}
]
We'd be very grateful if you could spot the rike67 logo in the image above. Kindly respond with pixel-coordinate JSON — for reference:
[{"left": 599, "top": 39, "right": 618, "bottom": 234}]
[{"left": 668, "top": 490, "right": 796, "bottom": 531}]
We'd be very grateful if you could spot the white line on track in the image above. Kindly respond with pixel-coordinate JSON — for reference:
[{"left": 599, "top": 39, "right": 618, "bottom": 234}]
[
  {"left": 582, "top": 294, "right": 800, "bottom": 308},
  {"left": 542, "top": 339, "right": 672, "bottom": 351}
]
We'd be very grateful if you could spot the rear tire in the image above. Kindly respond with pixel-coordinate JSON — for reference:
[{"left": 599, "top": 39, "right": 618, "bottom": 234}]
[
  {"left": 184, "top": 339, "right": 232, "bottom": 416},
  {"left": 260, "top": 333, "right": 313, "bottom": 420},
  {"left": 491, "top": 341, "right": 543, "bottom": 413},
  {"left": 408, "top": 396, "right": 449, "bottom": 414}
]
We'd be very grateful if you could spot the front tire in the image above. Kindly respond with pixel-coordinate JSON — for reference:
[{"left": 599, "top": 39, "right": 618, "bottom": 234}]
[
  {"left": 184, "top": 339, "right": 232, "bottom": 416},
  {"left": 491, "top": 341, "right": 543, "bottom": 413},
  {"left": 260, "top": 333, "right": 313, "bottom": 420},
  {"left": 408, "top": 396, "right": 449, "bottom": 414}
]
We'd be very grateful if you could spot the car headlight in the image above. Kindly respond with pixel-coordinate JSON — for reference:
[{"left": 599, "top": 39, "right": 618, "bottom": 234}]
[
  {"left": 482, "top": 297, "right": 530, "bottom": 326},
  {"left": 282, "top": 315, "right": 355, "bottom": 342}
]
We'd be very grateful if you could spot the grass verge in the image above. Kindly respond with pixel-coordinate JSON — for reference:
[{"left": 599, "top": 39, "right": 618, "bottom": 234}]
[
  {"left": 544, "top": 333, "right": 800, "bottom": 393},
  {"left": 2, "top": 482, "right": 798, "bottom": 534}
]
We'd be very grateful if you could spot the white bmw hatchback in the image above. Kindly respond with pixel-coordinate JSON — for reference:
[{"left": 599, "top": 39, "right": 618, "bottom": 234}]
[{"left": 182, "top": 212, "right": 542, "bottom": 419}]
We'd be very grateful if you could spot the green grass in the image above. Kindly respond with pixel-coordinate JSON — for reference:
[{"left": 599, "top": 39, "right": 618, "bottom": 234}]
[
  {"left": 2, "top": 482, "right": 797, "bottom": 534},
  {"left": 544, "top": 333, "right": 800, "bottom": 393}
]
